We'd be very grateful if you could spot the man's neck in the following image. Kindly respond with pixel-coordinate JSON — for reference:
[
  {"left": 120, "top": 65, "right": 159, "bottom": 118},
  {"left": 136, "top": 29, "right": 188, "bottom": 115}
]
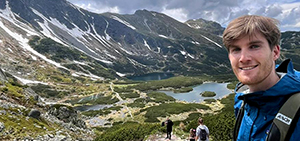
[{"left": 249, "top": 70, "right": 280, "bottom": 93}]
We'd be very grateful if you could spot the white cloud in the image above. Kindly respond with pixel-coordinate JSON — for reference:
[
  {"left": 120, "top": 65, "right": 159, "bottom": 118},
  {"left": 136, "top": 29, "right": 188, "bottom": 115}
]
[
  {"left": 161, "top": 8, "right": 188, "bottom": 22},
  {"left": 75, "top": 3, "right": 120, "bottom": 14},
  {"left": 67, "top": 0, "right": 300, "bottom": 31}
]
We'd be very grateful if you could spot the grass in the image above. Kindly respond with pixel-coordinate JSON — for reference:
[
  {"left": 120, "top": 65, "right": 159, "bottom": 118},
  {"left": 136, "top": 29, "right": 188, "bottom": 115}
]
[
  {"left": 0, "top": 107, "right": 56, "bottom": 140},
  {"left": 204, "top": 98, "right": 217, "bottom": 104},
  {"left": 81, "top": 106, "right": 123, "bottom": 117}
]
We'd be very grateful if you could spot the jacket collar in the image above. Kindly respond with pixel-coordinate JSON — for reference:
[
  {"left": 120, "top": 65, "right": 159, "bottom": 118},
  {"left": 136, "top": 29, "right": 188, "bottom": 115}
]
[{"left": 235, "top": 59, "right": 300, "bottom": 106}]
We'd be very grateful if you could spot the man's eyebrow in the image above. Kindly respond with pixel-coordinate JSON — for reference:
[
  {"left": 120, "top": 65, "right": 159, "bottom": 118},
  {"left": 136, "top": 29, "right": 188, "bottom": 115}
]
[
  {"left": 228, "top": 45, "right": 239, "bottom": 48},
  {"left": 248, "top": 40, "right": 264, "bottom": 45},
  {"left": 229, "top": 40, "right": 264, "bottom": 48}
]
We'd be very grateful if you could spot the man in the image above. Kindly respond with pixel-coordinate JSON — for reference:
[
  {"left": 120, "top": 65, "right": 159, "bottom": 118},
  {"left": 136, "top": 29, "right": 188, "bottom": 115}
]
[
  {"left": 165, "top": 117, "right": 173, "bottom": 140},
  {"left": 223, "top": 15, "right": 300, "bottom": 140},
  {"left": 195, "top": 117, "right": 209, "bottom": 141}
]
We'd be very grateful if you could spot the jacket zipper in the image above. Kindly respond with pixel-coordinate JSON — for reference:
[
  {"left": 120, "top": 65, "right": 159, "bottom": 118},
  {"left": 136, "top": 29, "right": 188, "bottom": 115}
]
[{"left": 249, "top": 107, "right": 260, "bottom": 141}]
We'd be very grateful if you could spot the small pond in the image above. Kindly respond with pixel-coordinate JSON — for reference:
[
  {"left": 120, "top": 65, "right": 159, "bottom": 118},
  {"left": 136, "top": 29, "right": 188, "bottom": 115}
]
[
  {"left": 126, "top": 72, "right": 174, "bottom": 81},
  {"left": 158, "top": 82, "right": 233, "bottom": 102}
]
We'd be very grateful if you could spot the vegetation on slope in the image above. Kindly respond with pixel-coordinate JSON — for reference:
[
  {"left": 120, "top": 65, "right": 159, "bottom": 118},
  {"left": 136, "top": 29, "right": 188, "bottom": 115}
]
[
  {"left": 29, "top": 36, "right": 117, "bottom": 79},
  {"left": 93, "top": 92, "right": 235, "bottom": 141},
  {"left": 94, "top": 122, "right": 161, "bottom": 141}
]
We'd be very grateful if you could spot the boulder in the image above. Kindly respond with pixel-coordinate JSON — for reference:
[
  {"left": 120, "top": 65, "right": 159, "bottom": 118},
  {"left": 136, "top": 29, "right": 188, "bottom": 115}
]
[
  {"left": 28, "top": 109, "right": 41, "bottom": 119},
  {"left": 48, "top": 105, "right": 86, "bottom": 129}
]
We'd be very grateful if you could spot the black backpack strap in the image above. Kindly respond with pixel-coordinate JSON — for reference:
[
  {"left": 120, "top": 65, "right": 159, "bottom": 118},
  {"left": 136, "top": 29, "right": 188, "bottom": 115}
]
[
  {"left": 266, "top": 92, "right": 300, "bottom": 141},
  {"left": 233, "top": 101, "right": 245, "bottom": 141}
]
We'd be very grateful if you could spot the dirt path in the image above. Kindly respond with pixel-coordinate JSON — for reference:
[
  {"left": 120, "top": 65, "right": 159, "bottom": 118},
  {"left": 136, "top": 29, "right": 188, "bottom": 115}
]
[
  {"left": 146, "top": 133, "right": 186, "bottom": 141},
  {"left": 110, "top": 82, "right": 133, "bottom": 118}
]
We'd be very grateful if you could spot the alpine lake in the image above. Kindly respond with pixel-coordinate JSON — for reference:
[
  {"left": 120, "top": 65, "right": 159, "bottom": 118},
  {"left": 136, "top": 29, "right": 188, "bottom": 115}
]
[{"left": 75, "top": 72, "right": 233, "bottom": 111}]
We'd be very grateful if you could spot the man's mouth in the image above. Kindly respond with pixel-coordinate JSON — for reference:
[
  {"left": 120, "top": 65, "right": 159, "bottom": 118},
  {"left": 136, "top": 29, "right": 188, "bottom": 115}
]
[{"left": 240, "top": 65, "right": 258, "bottom": 70}]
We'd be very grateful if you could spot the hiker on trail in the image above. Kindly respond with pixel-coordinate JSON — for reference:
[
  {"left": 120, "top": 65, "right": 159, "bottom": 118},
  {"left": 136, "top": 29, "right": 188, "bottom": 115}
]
[
  {"left": 223, "top": 15, "right": 300, "bottom": 141},
  {"left": 195, "top": 117, "right": 209, "bottom": 141},
  {"left": 165, "top": 117, "right": 173, "bottom": 140},
  {"left": 189, "top": 128, "right": 196, "bottom": 141}
]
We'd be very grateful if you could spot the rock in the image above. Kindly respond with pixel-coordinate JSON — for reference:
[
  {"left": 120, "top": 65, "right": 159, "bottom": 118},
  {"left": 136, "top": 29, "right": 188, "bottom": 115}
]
[
  {"left": 0, "top": 110, "right": 6, "bottom": 115},
  {"left": 28, "top": 109, "right": 41, "bottom": 119},
  {"left": 0, "top": 122, "right": 5, "bottom": 132},
  {"left": 0, "top": 68, "right": 7, "bottom": 83},
  {"left": 48, "top": 105, "right": 87, "bottom": 129}
]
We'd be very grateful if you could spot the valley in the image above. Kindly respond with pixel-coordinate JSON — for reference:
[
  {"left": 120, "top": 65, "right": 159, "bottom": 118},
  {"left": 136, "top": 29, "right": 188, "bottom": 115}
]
[
  {"left": 0, "top": 0, "right": 300, "bottom": 140},
  {"left": 0, "top": 69, "right": 236, "bottom": 140}
]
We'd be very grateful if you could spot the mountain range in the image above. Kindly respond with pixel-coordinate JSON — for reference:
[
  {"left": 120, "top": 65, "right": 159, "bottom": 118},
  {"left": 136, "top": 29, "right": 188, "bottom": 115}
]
[
  {"left": 0, "top": 0, "right": 234, "bottom": 83},
  {"left": 1, "top": 0, "right": 300, "bottom": 83}
]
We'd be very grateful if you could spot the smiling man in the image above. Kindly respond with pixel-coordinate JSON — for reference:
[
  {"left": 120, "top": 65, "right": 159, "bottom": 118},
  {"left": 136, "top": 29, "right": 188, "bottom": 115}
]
[{"left": 223, "top": 15, "right": 300, "bottom": 141}]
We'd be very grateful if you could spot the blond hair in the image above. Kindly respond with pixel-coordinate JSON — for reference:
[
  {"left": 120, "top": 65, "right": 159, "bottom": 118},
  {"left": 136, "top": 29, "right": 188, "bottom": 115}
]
[{"left": 222, "top": 15, "right": 281, "bottom": 50}]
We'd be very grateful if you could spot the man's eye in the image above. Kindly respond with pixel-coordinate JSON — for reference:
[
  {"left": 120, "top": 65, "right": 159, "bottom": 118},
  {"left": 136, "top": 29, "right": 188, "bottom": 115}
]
[
  {"left": 231, "top": 48, "right": 240, "bottom": 52},
  {"left": 250, "top": 45, "right": 259, "bottom": 49}
]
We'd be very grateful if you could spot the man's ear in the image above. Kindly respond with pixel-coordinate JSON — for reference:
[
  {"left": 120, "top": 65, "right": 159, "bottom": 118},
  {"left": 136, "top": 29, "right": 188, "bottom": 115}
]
[{"left": 273, "top": 45, "right": 280, "bottom": 60}]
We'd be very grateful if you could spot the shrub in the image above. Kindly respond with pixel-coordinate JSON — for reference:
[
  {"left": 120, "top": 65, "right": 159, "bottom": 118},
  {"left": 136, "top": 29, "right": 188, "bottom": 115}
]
[
  {"left": 200, "top": 91, "right": 216, "bottom": 97},
  {"left": 142, "top": 103, "right": 210, "bottom": 122},
  {"left": 147, "top": 92, "right": 176, "bottom": 103},
  {"left": 95, "top": 122, "right": 160, "bottom": 141},
  {"left": 173, "top": 87, "right": 193, "bottom": 93}
]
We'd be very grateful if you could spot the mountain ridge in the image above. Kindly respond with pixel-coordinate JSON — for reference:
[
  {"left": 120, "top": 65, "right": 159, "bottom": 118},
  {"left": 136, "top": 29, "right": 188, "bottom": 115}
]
[{"left": 0, "top": 0, "right": 232, "bottom": 82}]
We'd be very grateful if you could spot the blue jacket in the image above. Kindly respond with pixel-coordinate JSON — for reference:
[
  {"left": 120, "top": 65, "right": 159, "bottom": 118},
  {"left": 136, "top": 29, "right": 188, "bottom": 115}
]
[{"left": 234, "top": 59, "right": 300, "bottom": 141}]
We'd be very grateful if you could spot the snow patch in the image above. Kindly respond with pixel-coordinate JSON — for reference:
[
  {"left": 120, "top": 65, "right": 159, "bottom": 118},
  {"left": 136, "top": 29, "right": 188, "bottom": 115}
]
[
  {"left": 7, "top": 48, "right": 13, "bottom": 53},
  {"left": 104, "top": 20, "right": 111, "bottom": 40},
  {"left": 0, "top": 17, "right": 67, "bottom": 69},
  {"left": 180, "top": 50, "right": 186, "bottom": 55},
  {"left": 159, "top": 34, "right": 169, "bottom": 39},
  {"left": 0, "top": 1, "right": 38, "bottom": 36},
  {"left": 30, "top": 54, "right": 37, "bottom": 60},
  {"left": 32, "top": 9, "right": 113, "bottom": 64},
  {"left": 187, "top": 54, "right": 195, "bottom": 59},
  {"left": 143, "top": 39, "right": 151, "bottom": 50},
  {"left": 116, "top": 72, "right": 126, "bottom": 77},
  {"left": 191, "top": 41, "right": 200, "bottom": 45},
  {"left": 90, "top": 23, "right": 111, "bottom": 47},
  {"left": 31, "top": 9, "right": 68, "bottom": 45},
  {"left": 201, "top": 35, "right": 222, "bottom": 48},
  {"left": 180, "top": 50, "right": 195, "bottom": 59},
  {"left": 74, "top": 60, "right": 87, "bottom": 65},
  {"left": 119, "top": 46, "right": 133, "bottom": 55},
  {"left": 155, "top": 47, "right": 161, "bottom": 54},
  {"left": 72, "top": 73, "right": 79, "bottom": 77},
  {"left": 111, "top": 15, "right": 136, "bottom": 30},
  {"left": 73, "top": 72, "right": 104, "bottom": 80},
  {"left": 13, "top": 75, "right": 47, "bottom": 85},
  {"left": 103, "top": 50, "right": 116, "bottom": 59}
]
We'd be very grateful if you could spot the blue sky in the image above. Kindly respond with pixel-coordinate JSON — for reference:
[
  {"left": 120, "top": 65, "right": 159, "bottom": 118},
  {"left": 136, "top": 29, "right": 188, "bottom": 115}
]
[{"left": 67, "top": 0, "right": 300, "bottom": 31}]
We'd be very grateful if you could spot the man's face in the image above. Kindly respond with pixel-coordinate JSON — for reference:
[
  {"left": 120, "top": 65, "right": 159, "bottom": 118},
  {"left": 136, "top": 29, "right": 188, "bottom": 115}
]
[{"left": 228, "top": 31, "right": 280, "bottom": 87}]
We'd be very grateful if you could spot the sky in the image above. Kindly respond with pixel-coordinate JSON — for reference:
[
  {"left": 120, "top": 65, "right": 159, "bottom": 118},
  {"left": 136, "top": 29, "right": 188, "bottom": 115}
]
[{"left": 67, "top": 0, "right": 300, "bottom": 31}]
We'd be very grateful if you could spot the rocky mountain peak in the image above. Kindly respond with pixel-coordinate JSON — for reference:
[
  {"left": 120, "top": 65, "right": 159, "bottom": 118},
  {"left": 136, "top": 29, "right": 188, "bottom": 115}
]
[{"left": 185, "top": 18, "right": 224, "bottom": 35}]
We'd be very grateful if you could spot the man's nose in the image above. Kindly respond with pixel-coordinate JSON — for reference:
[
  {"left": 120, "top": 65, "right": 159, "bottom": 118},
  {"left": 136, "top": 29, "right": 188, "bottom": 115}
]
[{"left": 239, "top": 49, "right": 251, "bottom": 62}]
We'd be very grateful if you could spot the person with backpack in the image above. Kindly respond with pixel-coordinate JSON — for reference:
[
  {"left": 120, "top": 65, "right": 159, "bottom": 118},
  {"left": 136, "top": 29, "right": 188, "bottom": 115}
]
[
  {"left": 196, "top": 117, "right": 209, "bottom": 141},
  {"left": 165, "top": 117, "right": 173, "bottom": 140},
  {"left": 223, "top": 15, "right": 300, "bottom": 141}
]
